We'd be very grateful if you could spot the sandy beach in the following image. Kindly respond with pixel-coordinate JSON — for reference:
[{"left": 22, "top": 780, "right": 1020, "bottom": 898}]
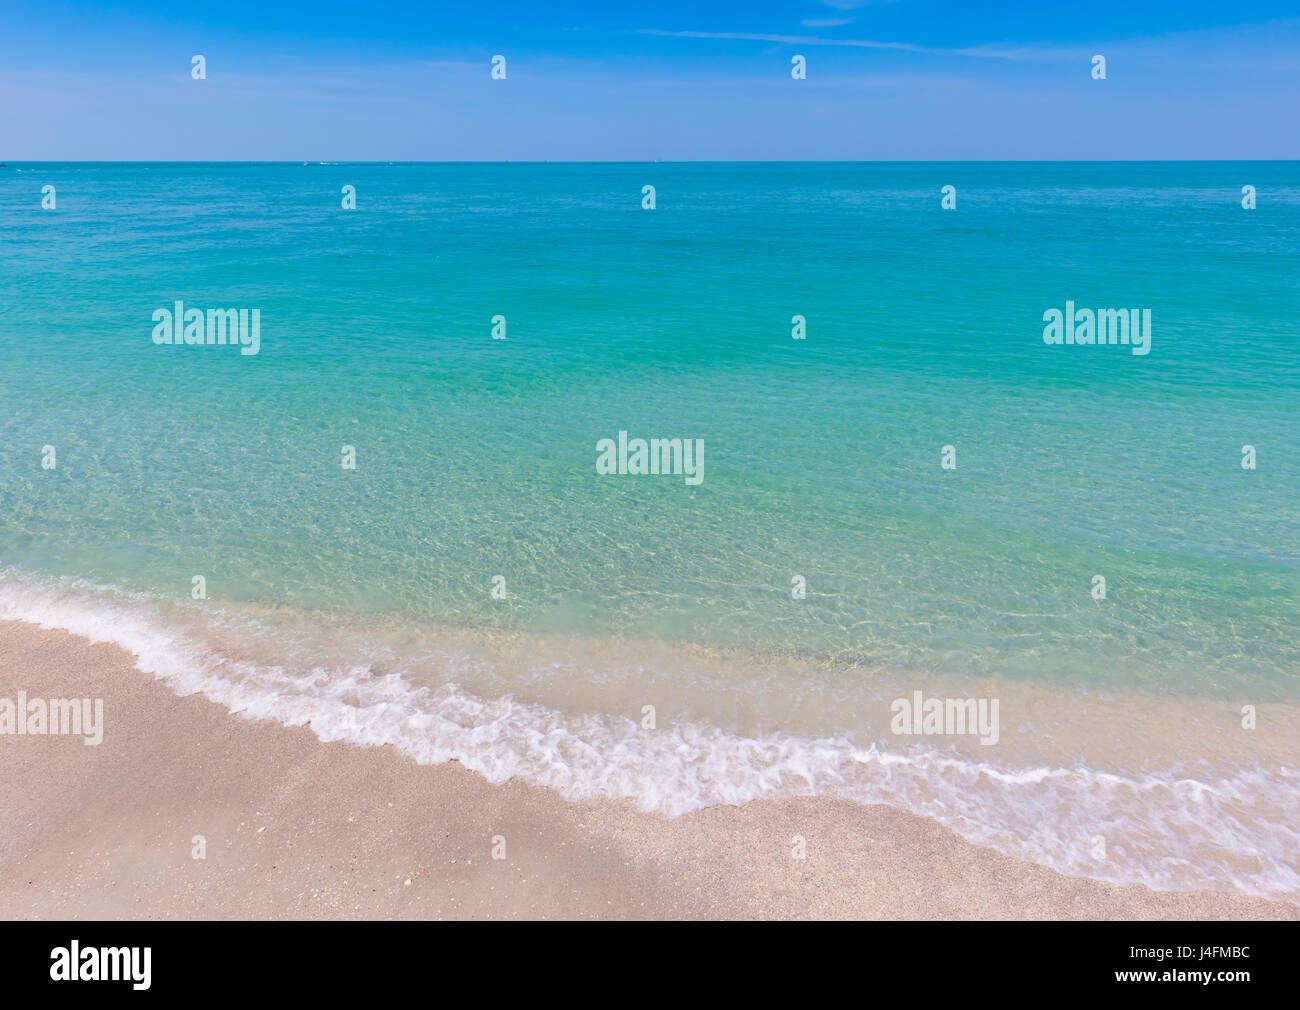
[{"left": 0, "top": 618, "right": 1294, "bottom": 921}]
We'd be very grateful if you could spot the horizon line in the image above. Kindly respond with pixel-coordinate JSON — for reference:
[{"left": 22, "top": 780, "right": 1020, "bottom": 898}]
[{"left": 5, "top": 159, "right": 1299, "bottom": 165}]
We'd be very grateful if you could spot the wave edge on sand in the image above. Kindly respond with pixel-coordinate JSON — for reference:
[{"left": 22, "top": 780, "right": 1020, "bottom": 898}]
[{"left": 1, "top": 570, "right": 1296, "bottom": 903}]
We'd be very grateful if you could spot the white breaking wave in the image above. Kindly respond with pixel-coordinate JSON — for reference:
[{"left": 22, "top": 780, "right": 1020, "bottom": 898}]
[{"left": 1, "top": 572, "right": 1297, "bottom": 902}]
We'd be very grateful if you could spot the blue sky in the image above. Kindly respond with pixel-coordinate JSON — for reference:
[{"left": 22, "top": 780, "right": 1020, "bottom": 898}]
[{"left": 2, "top": 1, "right": 1298, "bottom": 159}]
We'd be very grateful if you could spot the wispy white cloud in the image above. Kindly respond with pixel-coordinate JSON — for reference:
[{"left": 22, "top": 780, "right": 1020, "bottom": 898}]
[
  {"left": 802, "top": 18, "right": 854, "bottom": 28},
  {"left": 638, "top": 29, "right": 1081, "bottom": 61},
  {"left": 641, "top": 15, "right": 1300, "bottom": 65}
]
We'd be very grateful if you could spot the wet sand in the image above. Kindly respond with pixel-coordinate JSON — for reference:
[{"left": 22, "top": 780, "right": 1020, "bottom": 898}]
[{"left": 1, "top": 619, "right": 1294, "bottom": 920}]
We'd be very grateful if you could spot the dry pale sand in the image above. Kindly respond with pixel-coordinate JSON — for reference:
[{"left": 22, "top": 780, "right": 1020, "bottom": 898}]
[{"left": 0, "top": 619, "right": 1294, "bottom": 921}]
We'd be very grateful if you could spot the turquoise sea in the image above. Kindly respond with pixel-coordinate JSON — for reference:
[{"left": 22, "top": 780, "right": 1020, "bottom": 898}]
[{"left": 2, "top": 162, "right": 1298, "bottom": 899}]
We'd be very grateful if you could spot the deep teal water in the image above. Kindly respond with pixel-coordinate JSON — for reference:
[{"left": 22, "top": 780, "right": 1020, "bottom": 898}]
[{"left": 3, "top": 162, "right": 1296, "bottom": 695}]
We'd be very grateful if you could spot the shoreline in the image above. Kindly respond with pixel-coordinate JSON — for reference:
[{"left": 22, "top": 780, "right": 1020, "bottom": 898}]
[{"left": 1, "top": 618, "right": 1295, "bottom": 920}]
